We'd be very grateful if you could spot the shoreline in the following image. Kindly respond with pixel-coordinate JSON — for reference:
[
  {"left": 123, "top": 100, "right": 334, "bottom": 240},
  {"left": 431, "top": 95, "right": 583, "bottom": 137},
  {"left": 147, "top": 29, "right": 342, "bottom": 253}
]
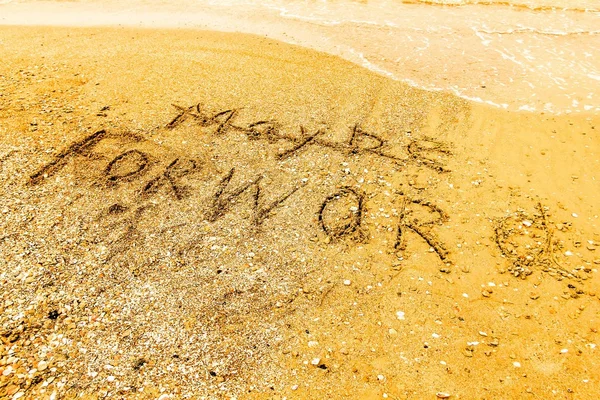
[{"left": 1, "top": 0, "right": 599, "bottom": 116}]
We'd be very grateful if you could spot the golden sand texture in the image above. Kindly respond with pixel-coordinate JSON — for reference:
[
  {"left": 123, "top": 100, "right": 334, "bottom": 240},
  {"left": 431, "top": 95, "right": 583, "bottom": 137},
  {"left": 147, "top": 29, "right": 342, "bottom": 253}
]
[{"left": 0, "top": 26, "right": 599, "bottom": 399}]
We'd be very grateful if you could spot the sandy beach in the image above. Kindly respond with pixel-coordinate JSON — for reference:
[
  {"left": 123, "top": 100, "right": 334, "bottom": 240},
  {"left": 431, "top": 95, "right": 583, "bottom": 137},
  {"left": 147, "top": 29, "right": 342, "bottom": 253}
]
[{"left": 0, "top": 20, "right": 599, "bottom": 400}]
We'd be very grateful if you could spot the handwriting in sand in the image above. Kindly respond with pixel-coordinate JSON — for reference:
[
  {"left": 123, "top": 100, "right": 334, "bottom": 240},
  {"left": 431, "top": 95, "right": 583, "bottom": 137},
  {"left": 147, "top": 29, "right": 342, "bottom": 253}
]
[{"left": 28, "top": 103, "right": 453, "bottom": 265}]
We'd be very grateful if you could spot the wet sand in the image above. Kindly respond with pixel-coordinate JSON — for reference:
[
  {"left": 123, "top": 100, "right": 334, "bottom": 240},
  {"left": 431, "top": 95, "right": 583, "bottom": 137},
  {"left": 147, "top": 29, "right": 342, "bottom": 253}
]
[
  {"left": 1, "top": 0, "right": 599, "bottom": 114},
  {"left": 0, "top": 25, "right": 599, "bottom": 399}
]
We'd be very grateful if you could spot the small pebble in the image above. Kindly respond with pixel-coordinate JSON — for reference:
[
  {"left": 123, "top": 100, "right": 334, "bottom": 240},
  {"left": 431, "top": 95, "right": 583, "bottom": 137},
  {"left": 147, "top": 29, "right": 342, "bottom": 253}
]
[
  {"left": 37, "top": 361, "right": 48, "bottom": 371},
  {"left": 396, "top": 311, "right": 405, "bottom": 320},
  {"left": 311, "top": 358, "right": 321, "bottom": 365},
  {"left": 343, "top": 279, "right": 351, "bottom": 286}
]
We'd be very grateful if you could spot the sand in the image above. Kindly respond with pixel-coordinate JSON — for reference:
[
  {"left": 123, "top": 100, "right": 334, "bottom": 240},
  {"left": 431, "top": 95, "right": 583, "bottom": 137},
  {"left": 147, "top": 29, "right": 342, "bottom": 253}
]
[{"left": 0, "top": 26, "right": 599, "bottom": 399}]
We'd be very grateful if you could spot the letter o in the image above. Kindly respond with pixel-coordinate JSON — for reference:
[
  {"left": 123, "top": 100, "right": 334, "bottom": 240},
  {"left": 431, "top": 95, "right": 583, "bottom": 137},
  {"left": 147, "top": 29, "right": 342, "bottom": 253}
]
[
  {"left": 319, "top": 187, "right": 364, "bottom": 239},
  {"left": 105, "top": 149, "right": 148, "bottom": 182}
]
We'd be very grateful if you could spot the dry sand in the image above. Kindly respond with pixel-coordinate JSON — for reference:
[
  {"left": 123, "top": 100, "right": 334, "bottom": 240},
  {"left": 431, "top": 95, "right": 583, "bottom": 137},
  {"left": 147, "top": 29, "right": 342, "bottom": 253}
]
[{"left": 0, "top": 26, "right": 599, "bottom": 399}]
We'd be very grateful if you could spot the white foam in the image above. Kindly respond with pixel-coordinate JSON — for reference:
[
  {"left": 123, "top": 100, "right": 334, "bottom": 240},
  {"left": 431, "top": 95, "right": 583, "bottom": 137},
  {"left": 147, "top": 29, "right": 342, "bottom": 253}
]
[
  {"left": 519, "top": 105, "right": 537, "bottom": 111},
  {"left": 0, "top": 0, "right": 598, "bottom": 114}
]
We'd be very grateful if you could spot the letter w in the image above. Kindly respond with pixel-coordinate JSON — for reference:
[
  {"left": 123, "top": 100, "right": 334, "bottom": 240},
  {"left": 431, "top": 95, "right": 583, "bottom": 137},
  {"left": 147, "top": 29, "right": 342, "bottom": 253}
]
[{"left": 207, "top": 168, "right": 300, "bottom": 225}]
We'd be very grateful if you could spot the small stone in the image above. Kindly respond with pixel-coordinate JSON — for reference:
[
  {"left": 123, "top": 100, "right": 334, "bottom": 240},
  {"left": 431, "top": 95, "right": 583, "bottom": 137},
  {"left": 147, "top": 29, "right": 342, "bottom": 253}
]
[
  {"left": 530, "top": 292, "right": 540, "bottom": 300},
  {"left": 396, "top": 311, "right": 405, "bottom": 320},
  {"left": 157, "top": 395, "right": 171, "bottom": 400},
  {"left": 311, "top": 358, "right": 321, "bottom": 366},
  {"left": 343, "top": 279, "right": 351, "bottom": 286},
  {"left": 107, "top": 376, "right": 115, "bottom": 382},
  {"left": 37, "top": 361, "right": 48, "bottom": 371},
  {"left": 291, "top": 385, "right": 298, "bottom": 391},
  {"left": 340, "top": 348, "right": 349, "bottom": 355},
  {"left": 572, "top": 213, "right": 578, "bottom": 218},
  {"left": 436, "top": 393, "right": 451, "bottom": 399},
  {"left": 513, "top": 362, "right": 521, "bottom": 368},
  {"left": 388, "top": 328, "right": 398, "bottom": 335}
]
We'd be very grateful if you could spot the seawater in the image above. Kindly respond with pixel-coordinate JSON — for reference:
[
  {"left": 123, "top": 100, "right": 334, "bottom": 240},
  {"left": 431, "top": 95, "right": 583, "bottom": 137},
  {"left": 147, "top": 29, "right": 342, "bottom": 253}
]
[{"left": 1, "top": 0, "right": 599, "bottom": 114}]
